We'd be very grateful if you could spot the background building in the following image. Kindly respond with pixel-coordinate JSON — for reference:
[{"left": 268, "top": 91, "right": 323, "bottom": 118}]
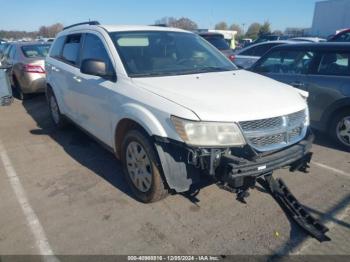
[{"left": 310, "top": 0, "right": 350, "bottom": 37}]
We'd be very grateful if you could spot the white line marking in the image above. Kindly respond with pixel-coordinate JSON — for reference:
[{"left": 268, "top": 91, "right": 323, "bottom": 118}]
[
  {"left": 312, "top": 161, "right": 350, "bottom": 178},
  {"left": 0, "top": 140, "right": 58, "bottom": 261}
]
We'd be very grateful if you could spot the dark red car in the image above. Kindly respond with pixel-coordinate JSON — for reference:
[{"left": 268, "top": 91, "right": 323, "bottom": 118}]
[{"left": 329, "top": 29, "right": 350, "bottom": 42}]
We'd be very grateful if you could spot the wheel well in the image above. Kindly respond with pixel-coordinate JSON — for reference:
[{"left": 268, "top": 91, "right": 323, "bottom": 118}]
[
  {"left": 114, "top": 119, "right": 149, "bottom": 159},
  {"left": 327, "top": 106, "right": 350, "bottom": 131}
]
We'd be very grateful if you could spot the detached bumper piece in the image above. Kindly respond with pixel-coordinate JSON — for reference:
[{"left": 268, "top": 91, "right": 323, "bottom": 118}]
[
  {"left": 216, "top": 132, "right": 330, "bottom": 242},
  {"left": 260, "top": 175, "right": 331, "bottom": 242}
]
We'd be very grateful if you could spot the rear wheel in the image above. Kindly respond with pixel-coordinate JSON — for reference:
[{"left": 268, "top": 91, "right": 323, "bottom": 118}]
[
  {"left": 12, "top": 76, "right": 28, "bottom": 100},
  {"left": 47, "top": 89, "right": 67, "bottom": 129},
  {"left": 121, "top": 129, "right": 168, "bottom": 203},
  {"left": 330, "top": 110, "right": 350, "bottom": 150}
]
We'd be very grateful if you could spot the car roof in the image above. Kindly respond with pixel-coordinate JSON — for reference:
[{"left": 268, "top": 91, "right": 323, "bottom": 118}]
[
  {"left": 236, "top": 40, "right": 296, "bottom": 54},
  {"left": 271, "top": 42, "right": 350, "bottom": 51},
  {"left": 62, "top": 24, "right": 190, "bottom": 34}
]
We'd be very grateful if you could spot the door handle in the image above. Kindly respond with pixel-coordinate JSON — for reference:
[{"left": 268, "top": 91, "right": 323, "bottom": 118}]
[
  {"left": 290, "top": 82, "right": 305, "bottom": 88},
  {"left": 73, "top": 76, "right": 82, "bottom": 83}
]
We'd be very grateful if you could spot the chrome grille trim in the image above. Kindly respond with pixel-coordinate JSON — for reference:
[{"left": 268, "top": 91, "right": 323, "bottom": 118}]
[{"left": 239, "top": 110, "right": 307, "bottom": 152}]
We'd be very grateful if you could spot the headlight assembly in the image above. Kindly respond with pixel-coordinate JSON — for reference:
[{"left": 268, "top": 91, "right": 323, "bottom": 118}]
[{"left": 171, "top": 116, "right": 246, "bottom": 147}]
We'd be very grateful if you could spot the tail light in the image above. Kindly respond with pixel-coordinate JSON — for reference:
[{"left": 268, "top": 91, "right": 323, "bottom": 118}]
[
  {"left": 23, "top": 64, "right": 45, "bottom": 74},
  {"left": 228, "top": 55, "right": 236, "bottom": 62}
]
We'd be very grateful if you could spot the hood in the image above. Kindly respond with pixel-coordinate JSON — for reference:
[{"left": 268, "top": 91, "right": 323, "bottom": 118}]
[{"left": 132, "top": 70, "right": 308, "bottom": 122}]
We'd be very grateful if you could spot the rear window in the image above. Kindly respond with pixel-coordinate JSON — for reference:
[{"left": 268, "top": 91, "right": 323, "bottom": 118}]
[
  {"left": 21, "top": 44, "right": 50, "bottom": 58},
  {"left": 203, "top": 36, "right": 230, "bottom": 50}
]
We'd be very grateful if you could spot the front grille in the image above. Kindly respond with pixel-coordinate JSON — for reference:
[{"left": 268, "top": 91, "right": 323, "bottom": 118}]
[{"left": 239, "top": 110, "right": 307, "bottom": 152}]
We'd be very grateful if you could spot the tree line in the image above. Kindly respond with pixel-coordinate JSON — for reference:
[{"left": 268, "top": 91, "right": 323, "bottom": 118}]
[
  {"left": 0, "top": 23, "right": 63, "bottom": 40},
  {"left": 155, "top": 17, "right": 283, "bottom": 40}
]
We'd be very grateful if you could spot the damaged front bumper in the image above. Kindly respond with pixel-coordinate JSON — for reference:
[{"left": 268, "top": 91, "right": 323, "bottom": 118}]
[
  {"left": 154, "top": 129, "right": 314, "bottom": 193},
  {"left": 219, "top": 130, "right": 313, "bottom": 187}
]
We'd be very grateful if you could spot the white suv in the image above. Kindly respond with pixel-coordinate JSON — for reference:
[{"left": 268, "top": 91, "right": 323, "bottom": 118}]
[{"left": 46, "top": 22, "right": 313, "bottom": 203}]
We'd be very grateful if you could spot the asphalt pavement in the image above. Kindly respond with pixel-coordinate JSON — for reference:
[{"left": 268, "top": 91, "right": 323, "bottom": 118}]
[{"left": 0, "top": 95, "right": 349, "bottom": 257}]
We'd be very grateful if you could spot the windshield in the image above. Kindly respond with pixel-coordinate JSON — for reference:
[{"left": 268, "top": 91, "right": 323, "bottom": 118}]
[
  {"left": 21, "top": 44, "right": 51, "bottom": 58},
  {"left": 109, "top": 31, "right": 237, "bottom": 77}
]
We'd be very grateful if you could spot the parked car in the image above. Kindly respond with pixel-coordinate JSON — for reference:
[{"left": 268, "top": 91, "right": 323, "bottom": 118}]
[
  {"left": 250, "top": 43, "right": 350, "bottom": 149},
  {"left": 252, "top": 34, "right": 289, "bottom": 44},
  {"left": 0, "top": 42, "right": 10, "bottom": 61},
  {"left": 290, "top": 37, "right": 326, "bottom": 43},
  {"left": 0, "top": 65, "right": 13, "bottom": 106},
  {"left": 328, "top": 28, "right": 350, "bottom": 42},
  {"left": 46, "top": 22, "right": 312, "bottom": 203},
  {"left": 233, "top": 41, "right": 294, "bottom": 69},
  {"left": 198, "top": 32, "right": 235, "bottom": 61},
  {"left": 1, "top": 42, "right": 50, "bottom": 100}
]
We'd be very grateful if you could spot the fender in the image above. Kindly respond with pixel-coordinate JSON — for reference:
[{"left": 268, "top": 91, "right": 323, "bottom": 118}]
[{"left": 116, "top": 103, "right": 168, "bottom": 139}]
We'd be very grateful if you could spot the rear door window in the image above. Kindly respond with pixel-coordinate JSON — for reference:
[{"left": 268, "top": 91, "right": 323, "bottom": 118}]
[
  {"left": 317, "top": 52, "right": 350, "bottom": 76},
  {"left": 254, "top": 49, "right": 315, "bottom": 74},
  {"left": 62, "top": 34, "right": 82, "bottom": 66}
]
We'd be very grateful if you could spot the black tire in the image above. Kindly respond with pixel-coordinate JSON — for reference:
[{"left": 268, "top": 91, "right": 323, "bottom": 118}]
[
  {"left": 330, "top": 109, "right": 350, "bottom": 150},
  {"left": 47, "top": 88, "right": 67, "bottom": 129},
  {"left": 12, "top": 76, "right": 28, "bottom": 100},
  {"left": 121, "top": 129, "right": 168, "bottom": 203}
]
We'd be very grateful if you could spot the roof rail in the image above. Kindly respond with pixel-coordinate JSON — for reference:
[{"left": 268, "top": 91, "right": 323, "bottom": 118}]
[
  {"left": 63, "top": 21, "right": 100, "bottom": 30},
  {"left": 150, "top": 24, "right": 168, "bottom": 27}
]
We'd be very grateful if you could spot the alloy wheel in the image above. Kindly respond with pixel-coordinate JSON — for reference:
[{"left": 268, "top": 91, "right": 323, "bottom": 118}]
[{"left": 336, "top": 116, "right": 350, "bottom": 146}]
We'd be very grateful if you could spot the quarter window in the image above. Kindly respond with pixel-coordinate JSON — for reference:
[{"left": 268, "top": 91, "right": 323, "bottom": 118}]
[
  {"left": 50, "top": 36, "right": 66, "bottom": 58},
  {"left": 62, "top": 34, "right": 82, "bottom": 66},
  {"left": 317, "top": 52, "right": 349, "bottom": 76}
]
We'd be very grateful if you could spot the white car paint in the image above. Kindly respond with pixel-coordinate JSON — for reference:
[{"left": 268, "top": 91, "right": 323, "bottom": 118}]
[
  {"left": 132, "top": 70, "right": 307, "bottom": 122},
  {"left": 46, "top": 25, "right": 308, "bottom": 151}
]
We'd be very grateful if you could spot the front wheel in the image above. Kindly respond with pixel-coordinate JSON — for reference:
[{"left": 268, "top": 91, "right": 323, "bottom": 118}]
[
  {"left": 330, "top": 110, "right": 350, "bottom": 150},
  {"left": 121, "top": 129, "right": 168, "bottom": 203}
]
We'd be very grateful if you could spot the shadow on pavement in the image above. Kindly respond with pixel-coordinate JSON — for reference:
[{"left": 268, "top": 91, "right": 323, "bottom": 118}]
[
  {"left": 21, "top": 95, "right": 135, "bottom": 201},
  {"left": 312, "top": 129, "right": 350, "bottom": 153}
]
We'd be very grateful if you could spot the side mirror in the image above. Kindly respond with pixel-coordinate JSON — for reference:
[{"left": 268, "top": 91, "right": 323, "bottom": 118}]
[{"left": 81, "top": 59, "right": 116, "bottom": 81}]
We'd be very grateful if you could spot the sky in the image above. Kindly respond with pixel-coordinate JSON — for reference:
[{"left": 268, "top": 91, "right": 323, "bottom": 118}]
[{"left": 0, "top": 0, "right": 320, "bottom": 32}]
